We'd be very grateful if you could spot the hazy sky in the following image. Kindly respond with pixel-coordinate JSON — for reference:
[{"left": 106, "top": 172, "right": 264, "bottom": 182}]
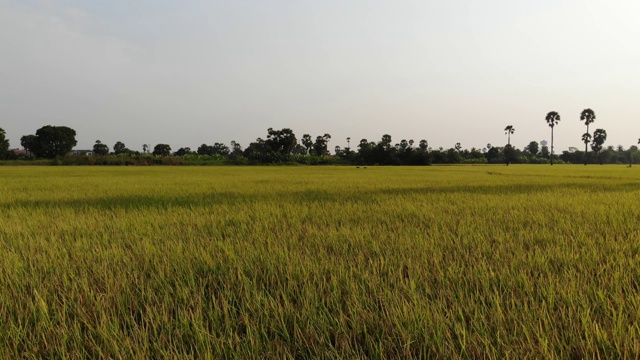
[{"left": 2, "top": 0, "right": 639, "bottom": 152}]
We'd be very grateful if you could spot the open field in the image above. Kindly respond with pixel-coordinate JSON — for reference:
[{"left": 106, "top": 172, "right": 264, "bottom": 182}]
[{"left": 1, "top": 165, "right": 640, "bottom": 358}]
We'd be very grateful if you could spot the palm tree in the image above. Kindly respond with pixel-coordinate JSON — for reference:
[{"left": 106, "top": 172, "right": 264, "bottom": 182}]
[
  {"left": 582, "top": 132, "right": 592, "bottom": 164},
  {"left": 580, "top": 109, "right": 596, "bottom": 165},
  {"left": 591, "top": 129, "right": 607, "bottom": 165},
  {"left": 629, "top": 139, "right": 640, "bottom": 167},
  {"left": 545, "top": 111, "right": 560, "bottom": 165},
  {"left": 504, "top": 125, "right": 515, "bottom": 146}
]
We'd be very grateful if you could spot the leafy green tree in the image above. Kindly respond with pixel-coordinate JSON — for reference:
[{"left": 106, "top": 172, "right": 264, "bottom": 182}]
[
  {"left": 525, "top": 141, "right": 539, "bottom": 156},
  {"left": 485, "top": 146, "right": 502, "bottom": 163},
  {"left": 230, "top": 141, "right": 242, "bottom": 155},
  {"left": 197, "top": 143, "right": 229, "bottom": 156},
  {"left": 357, "top": 138, "right": 374, "bottom": 164},
  {"left": 21, "top": 125, "right": 77, "bottom": 159},
  {"left": 631, "top": 144, "right": 640, "bottom": 167},
  {"left": 380, "top": 134, "right": 392, "bottom": 150},
  {"left": 21, "top": 134, "right": 37, "bottom": 155},
  {"left": 197, "top": 144, "right": 213, "bottom": 156},
  {"left": 313, "top": 134, "right": 331, "bottom": 156},
  {"left": 0, "top": 128, "right": 9, "bottom": 160},
  {"left": 152, "top": 144, "right": 171, "bottom": 156},
  {"left": 545, "top": 111, "right": 560, "bottom": 165},
  {"left": 504, "top": 144, "right": 516, "bottom": 165},
  {"left": 93, "top": 140, "right": 110, "bottom": 156},
  {"left": 244, "top": 138, "right": 273, "bottom": 163},
  {"left": 540, "top": 145, "right": 550, "bottom": 159},
  {"left": 591, "top": 129, "right": 607, "bottom": 164},
  {"left": 266, "top": 128, "right": 297, "bottom": 157},
  {"left": 174, "top": 147, "right": 192, "bottom": 156},
  {"left": 504, "top": 125, "right": 515, "bottom": 146},
  {"left": 580, "top": 108, "right": 596, "bottom": 165},
  {"left": 301, "top": 134, "right": 313, "bottom": 154},
  {"left": 292, "top": 144, "right": 306, "bottom": 155},
  {"left": 447, "top": 148, "right": 462, "bottom": 163},
  {"left": 212, "top": 143, "right": 230, "bottom": 156},
  {"left": 113, "top": 141, "right": 128, "bottom": 155}
]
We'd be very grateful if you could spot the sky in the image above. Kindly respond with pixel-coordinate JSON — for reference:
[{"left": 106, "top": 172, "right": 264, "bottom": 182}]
[{"left": 1, "top": 0, "right": 640, "bottom": 152}]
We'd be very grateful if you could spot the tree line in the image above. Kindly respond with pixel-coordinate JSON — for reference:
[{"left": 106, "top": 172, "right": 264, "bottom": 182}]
[{"left": 1, "top": 109, "right": 639, "bottom": 165}]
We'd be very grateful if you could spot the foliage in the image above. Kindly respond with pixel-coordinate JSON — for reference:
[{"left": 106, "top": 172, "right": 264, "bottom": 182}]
[
  {"left": 20, "top": 125, "right": 78, "bottom": 159},
  {"left": 591, "top": 129, "right": 607, "bottom": 164},
  {"left": 504, "top": 125, "right": 515, "bottom": 146},
  {"left": 113, "top": 141, "right": 131, "bottom": 155},
  {"left": 525, "top": 141, "right": 539, "bottom": 156},
  {"left": 580, "top": 108, "right": 596, "bottom": 128},
  {"left": 0, "top": 128, "right": 9, "bottom": 160},
  {"left": 545, "top": 111, "right": 560, "bottom": 128},
  {"left": 197, "top": 143, "right": 229, "bottom": 157},
  {"left": 580, "top": 109, "right": 596, "bottom": 165},
  {"left": 153, "top": 144, "right": 172, "bottom": 156},
  {"left": 9, "top": 124, "right": 638, "bottom": 166},
  {"left": 313, "top": 134, "right": 332, "bottom": 156},
  {"left": 174, "top": 147, "right": 193, "bottom": 156},
  {"left": 93, "top": 140, "right": 110, "bottom": 156},
  {"left": 266, "top": 128, "right": 297, "bottom": 157},
  {"left": 503, "top": 144, "right": 516, "bottom": 165}
]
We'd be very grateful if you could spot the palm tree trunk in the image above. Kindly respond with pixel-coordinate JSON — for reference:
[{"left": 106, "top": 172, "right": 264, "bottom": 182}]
[
  {"left": 584, "top": 142, "right": 588, "bottom": 165},
  {"left": 550, "top": 128, "right": 554, "bottom": 166},
  {"left": 584, "top": 125, "right": 589, "bottom": 166}
]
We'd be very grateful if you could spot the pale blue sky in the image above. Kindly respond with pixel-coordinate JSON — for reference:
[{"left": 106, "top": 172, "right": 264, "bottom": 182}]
[{"left": 2, "top": 0, "right": 639, "bottom": 152}]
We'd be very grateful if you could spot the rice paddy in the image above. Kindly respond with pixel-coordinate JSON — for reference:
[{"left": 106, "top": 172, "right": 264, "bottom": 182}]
[{"left": 1, "top": 165, "right": 639, "bottom": 358}]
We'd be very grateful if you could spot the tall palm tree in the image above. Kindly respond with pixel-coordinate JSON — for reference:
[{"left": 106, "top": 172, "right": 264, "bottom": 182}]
[
  {"left": 581, "top": 132, "right": 592, "bottom": 164},
  {"left": 504, "top": 125, "right": 515, "bottom": 145},
  {"left": 580, "top": 109, "right": 596, "bottom": 165},
  {"left": 591, "top": 129, "right": 607, "bottom": 165},
  {"left": 629, "top": 139, "right": 640, "bottom": 167},
  {"left": 545, "top": 111, "right": 560, "bottom": 165}
]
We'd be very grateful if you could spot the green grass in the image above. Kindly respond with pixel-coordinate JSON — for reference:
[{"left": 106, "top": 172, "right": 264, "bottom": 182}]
[{"left": 1, "top": 165, "right": 640, "bottom": 358}]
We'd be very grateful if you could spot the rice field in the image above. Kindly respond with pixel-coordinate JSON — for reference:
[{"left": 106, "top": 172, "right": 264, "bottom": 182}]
[{"left": 1, "top": 165, "right": 639, "bottom": 358}]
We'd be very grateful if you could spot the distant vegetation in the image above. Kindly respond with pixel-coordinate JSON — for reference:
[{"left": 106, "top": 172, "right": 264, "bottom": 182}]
[{"left": 2, "top": 108, "right": 640, "bottom": 165}]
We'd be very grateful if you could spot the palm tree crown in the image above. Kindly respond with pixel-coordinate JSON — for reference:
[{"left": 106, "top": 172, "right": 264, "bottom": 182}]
[
  {"left": 580, "top": 109, "right": 596, "bottom": 128},
  {"left": 546, "top": 111, "right": 560, "bottom": 127},
  {"left": 504, "top": 125, "right": 515, "bottom": 145},
  {"left": 593, "top": 129, "right": 607, "bottom": 144}
]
